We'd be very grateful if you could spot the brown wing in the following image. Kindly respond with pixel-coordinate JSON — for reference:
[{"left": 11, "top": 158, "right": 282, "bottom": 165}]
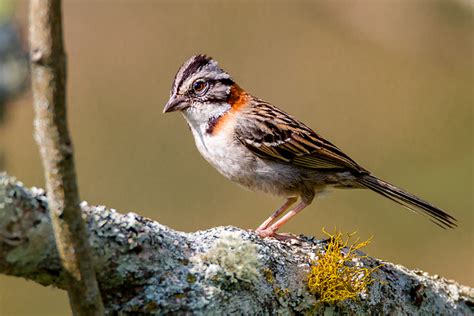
[{"left": 235, "top": 101, "right": 367, "bottom": 173}]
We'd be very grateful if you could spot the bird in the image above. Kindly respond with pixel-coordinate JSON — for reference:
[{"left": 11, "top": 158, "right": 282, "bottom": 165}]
[{"left": 163, "top": 54, "right": 457, "bottom": 239}]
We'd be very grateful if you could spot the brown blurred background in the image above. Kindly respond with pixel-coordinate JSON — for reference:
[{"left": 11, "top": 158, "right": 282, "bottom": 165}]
[{"left": 0, "top": 0, "right": 473, "bottom": 314}]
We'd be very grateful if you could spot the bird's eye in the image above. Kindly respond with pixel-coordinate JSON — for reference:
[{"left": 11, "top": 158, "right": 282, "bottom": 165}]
[{"left": 192, "top": 79, "right": 209, "bottom": 95}]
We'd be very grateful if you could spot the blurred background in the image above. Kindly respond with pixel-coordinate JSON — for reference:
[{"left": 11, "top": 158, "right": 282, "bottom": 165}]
[{"left": 0, "top": 0, "right": 472, "bottom": 314}]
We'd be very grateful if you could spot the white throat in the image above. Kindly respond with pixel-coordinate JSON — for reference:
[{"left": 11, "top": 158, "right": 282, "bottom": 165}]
[{"left": 182, "top": 102, "right": 231, "bottom": 136}]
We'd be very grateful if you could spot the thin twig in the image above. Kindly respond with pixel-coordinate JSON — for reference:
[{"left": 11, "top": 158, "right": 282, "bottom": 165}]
[{"left": 28, "top": 0, "right": 104, "bottom": 314}]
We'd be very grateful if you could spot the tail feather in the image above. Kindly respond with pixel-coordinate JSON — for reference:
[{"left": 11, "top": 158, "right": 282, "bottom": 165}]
[{"left": 356, "top": 174, "right": 457, "bottom": 229}]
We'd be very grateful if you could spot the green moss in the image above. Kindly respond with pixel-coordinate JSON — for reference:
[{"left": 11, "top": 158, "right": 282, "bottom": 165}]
[
  {"left": 186, "top": 273, "right": 196, "bottom": 284},
  {"left": 143, "top": 301, "right": 159, "bottom": 312}
]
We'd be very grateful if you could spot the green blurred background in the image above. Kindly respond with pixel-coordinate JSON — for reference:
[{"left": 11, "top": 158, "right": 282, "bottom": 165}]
[{"left": 0, "top": 0, "right": 472, "bottom": 314}]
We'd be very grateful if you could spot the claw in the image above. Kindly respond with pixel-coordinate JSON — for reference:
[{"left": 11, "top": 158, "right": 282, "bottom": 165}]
[
  {"left": 255, "top": 228, "right": 300, "bottom": 241},
  {"left": 255, "top": 227, "right": 275, "bottom": 238}
]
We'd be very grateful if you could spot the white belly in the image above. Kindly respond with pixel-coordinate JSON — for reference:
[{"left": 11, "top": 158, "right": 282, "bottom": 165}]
[
  {"left": 183, "top": 113, "right": 319, "bottom": 198},
  {"left": 192, "top": 127, "right": 251, "bottom": 181},
  {"left": 190, "top": 126, "right": 304, "bottom": 198}
]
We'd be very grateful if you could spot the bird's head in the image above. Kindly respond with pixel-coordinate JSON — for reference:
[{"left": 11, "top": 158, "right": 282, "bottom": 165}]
[{"left": 164, "top": 55, "right": 238, "bottom": 122}]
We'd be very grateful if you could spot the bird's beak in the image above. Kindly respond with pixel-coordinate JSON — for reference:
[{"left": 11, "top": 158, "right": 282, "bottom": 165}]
[{"left": 163, "top": 95, "right": 188, "bottom": 113}]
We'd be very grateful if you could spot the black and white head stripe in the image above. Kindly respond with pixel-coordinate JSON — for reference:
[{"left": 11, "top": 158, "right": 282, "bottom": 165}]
[{"left": 172, "top": 54, "right": 233, "bottom": 95}]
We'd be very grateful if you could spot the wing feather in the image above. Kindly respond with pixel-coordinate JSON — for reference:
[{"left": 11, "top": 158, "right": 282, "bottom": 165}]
[{"left": 235, "top": 101, "right": 366, "bottom": 173}]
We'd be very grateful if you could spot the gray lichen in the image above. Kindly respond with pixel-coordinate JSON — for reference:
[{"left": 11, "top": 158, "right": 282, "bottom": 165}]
[
  {"left": 1, "top": 173, "right": 473, "bottom": 315},
  {"left": 190, "top": 231, "right": 261, "bottom": 285}
]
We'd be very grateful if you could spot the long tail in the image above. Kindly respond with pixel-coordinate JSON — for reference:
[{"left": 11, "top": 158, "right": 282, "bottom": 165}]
[{"left": 356, "top": 174, "right": 457, "bottom": 229}]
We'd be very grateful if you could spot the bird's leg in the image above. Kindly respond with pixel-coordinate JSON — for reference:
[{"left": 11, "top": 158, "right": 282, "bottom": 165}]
[
  {"left": 256, "top": 197, "right": 297, "bottom": 232},
  {"left": 257, "top": 201, "right": 309, "bottom": 238}
]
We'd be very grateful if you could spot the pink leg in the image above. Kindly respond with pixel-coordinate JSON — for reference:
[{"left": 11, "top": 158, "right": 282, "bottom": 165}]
[
  {"left": 256, "top": 197, "right": 297, "bottom": 231},
  {"left": 257, "top": 201, "right": 309, "bottom": 238}
]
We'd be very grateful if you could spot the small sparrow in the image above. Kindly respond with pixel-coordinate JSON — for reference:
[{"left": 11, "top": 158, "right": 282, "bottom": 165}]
[{"left": 163, "top": 55, "right": 456, "bottom": 238}]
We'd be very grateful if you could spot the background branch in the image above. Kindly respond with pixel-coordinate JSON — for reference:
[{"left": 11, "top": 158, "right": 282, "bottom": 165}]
[
  {"left": 1, "top": 174, "right": 472, "bottom": 314},
  {"left": 28, "top": 0, "right": 103, "bottom": 313}
]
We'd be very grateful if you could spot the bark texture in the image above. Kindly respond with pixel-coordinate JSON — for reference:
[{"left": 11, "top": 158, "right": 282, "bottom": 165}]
[
  {"left": 0, "top": 175, "right": 472, "bottom": 315},
  {"left": 29, "top": 0, "right": 103, "bottom": 313}
]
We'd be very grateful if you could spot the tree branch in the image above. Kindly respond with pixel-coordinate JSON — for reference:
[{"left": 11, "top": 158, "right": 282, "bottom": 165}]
[
  {"left": 1, "top": 174, "right": 472, "bottom": 314},
  {"left": 28, "top": 0, "right": 103, "bottom": 313}
]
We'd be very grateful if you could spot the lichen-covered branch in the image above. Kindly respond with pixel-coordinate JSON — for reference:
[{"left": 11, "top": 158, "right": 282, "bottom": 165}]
[
  {"left": 0, "top": 174, "right": 472, "bottom": 314},
  {"left": 28, "top": 0, "right": 103, "bottom": 313}
]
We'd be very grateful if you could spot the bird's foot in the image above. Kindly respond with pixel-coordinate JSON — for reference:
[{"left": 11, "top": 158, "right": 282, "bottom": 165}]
[
  {"left": 255, "top": 228, "right": 300, "bottom": 241},
  {"left": 255, "top": 227, "right": 275, "bottom": 238}
]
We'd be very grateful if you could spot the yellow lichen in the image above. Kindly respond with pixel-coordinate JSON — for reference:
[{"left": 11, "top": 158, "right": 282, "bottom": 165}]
[
  {"left": 307, "top": 228, "right": 380, "bottom": 303},
  {"left": 263, "top": 268, "right": 274, "bottom": 283},
  {"left": 275, "top": 287, "right": 290, "bottom": 298}
]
